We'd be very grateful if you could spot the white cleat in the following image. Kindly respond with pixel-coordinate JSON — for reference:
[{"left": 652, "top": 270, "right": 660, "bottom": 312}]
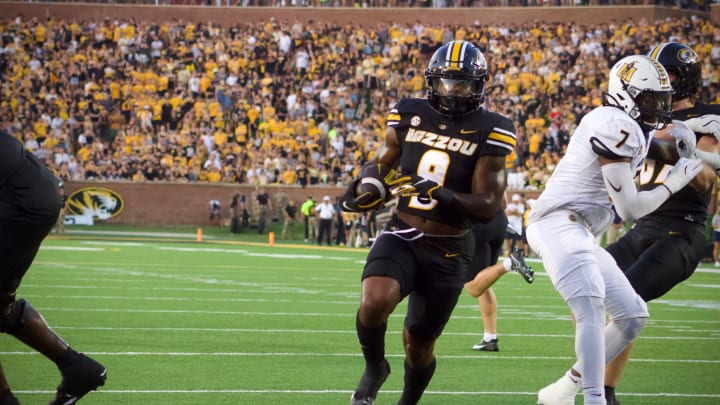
[{"left": 537, "top": 372, "right": 580, "bottom": 405}]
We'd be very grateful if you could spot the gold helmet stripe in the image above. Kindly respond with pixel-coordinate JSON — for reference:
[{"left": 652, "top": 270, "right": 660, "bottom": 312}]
[
  {"left": 648, "top": 43, "right": 665, "bottom": 60},
  {"left": 446, "top": 41, "right": 467, "bottom": 70}
]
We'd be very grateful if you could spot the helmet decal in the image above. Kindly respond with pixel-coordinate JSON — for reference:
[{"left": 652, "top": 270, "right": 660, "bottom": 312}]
[
  {"left": 616, "top": 61, "right": 638, "bottom": 83},
  {"left": 445, "top": 41, "right": 468, "bottom": 71},
  {"left": 649, "top": 59, "right": 671, "bottom": 87},
  {"left": 676, "top": 47, "right": 695, "bottom": 64}
]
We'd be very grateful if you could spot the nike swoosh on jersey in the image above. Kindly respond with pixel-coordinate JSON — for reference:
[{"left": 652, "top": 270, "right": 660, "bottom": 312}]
[
  {"left": 445, "top": 252, "right": 460, "bottom": 258},
  {"left": 668, "top": 230, "right": 683, "bottom": 236},
  {"left": 607, "top": 179, "right": 622, "bottom": 193},
  {"left": 459, "top": 129, "right": 476, "bottom": 134}
]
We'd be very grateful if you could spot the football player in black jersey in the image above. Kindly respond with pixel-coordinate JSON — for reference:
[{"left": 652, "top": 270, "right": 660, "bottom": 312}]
[
  {"left": 602, "top": 42, "right": 720, "bottom": 405},
  {"left": 0, "top": 130, "right": 107, "bottom": 405},
  {"left": 465, "top": 207, "right": 535, "bottom": 352},
  {"left": 340, "top": 40, "right": 515, "bottom": 405}
]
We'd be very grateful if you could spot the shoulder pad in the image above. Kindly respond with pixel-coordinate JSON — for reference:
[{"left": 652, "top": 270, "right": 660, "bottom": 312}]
[{"left": 590, "top": 117, "right": 642, "bottom": 160}]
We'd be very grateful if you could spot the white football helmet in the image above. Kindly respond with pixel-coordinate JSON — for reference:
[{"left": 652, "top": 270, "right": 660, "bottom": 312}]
[{"left": 605, "top": 55, "right": 673, "bottom": 131}]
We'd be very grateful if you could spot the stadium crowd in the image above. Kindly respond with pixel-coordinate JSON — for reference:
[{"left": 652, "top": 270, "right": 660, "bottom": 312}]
[{"left": 0, "top": 14, "right": 719, "bottom": 194}]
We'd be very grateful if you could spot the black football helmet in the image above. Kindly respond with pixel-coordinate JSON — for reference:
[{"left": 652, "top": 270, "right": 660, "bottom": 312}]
[
  {"left": 425, "top": 40, "right": 488, "bottom": 117},
  {"left": 647, "top": 42, "right": 701, "bottom": 102}
]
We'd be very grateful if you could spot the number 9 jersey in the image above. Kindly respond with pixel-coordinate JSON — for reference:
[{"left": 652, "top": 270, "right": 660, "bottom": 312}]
[{"left": 387, "top": 97, "right": 516, "bottom": 228}]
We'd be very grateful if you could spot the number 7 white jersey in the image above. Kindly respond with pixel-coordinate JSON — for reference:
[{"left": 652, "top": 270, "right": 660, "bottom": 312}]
[{"left": 529, "top": 106, "right": 650, "bottom": 235}]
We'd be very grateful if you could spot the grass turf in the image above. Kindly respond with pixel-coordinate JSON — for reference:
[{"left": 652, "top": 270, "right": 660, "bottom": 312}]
[{"left": 2, "top": 225, "right": 719, "bottom": 404}]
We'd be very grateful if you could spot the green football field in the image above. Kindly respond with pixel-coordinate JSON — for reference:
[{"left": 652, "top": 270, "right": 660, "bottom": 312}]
[{"left": 3, "top": 227, "right": 719, "bottom": 405}]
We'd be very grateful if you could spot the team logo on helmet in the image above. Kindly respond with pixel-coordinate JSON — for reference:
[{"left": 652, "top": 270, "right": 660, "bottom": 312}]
[
  {"left": 67, "top": 187, "right": 124, "bottom": 221},
  {"left": 616, "top": 61, "right": 638, "bottom": 82},
  {"left": 676, "top": 47, "right": 696, "bottom": 64}
]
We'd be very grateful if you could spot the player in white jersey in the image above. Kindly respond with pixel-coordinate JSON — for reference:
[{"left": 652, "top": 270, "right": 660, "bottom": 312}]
[{"left": 527, "top": 54, "right": 703, "bottom": 405}]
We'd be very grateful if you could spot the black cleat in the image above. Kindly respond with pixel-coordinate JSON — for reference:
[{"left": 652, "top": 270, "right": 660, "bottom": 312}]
[
  {"left": 471, "top": 338, "right": 499, "bottom": 352},
  {"left": 605, "top": 386, "right": 621, "bottom": 405},
  {"left": 49, "top": 352, "right": 107, "bottom": 405},
  {"left": 0, "top": 390, "right": 20, "bottom": 405},
  {"left": 350, "top": 359, "right": 390, "bottom": 405},
  {"left": 509, "top": 248, "right": 534, "bottom": 284}
]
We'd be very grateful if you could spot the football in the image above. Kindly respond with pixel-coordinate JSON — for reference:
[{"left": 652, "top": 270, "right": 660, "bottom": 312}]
[{"left": 355, "top": 163, "right": 394, "bottom": 203}]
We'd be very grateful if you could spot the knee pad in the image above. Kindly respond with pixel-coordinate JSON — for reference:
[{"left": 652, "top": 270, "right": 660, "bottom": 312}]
[
  {"left": 605, "top": 316, "right": 647, "bottom": 364},
  {"left": 0, "top": 298, "right": 28, "bottom": 334}
]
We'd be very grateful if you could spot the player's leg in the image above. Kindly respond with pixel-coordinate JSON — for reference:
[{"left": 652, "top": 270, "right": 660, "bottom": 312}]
[
  {"left": 351, "top": 234, "right": 410, "bottom": 405},
  {"left": 471, "top": 288, "right": 499, "bottom": 351},
  {"left": 466, "top": 233, "right": 497, "bottom": 350},
  {"left": 479, "top": 289, "right": 497, "bottom": 337},
  {"left": 0, "top": 149, "right": 106, "bottom": 404},
  {"left": 478, "top": 224, "right": 502, "bottom": 351},
  {"left": 400, "top": 288, "right": 457, "bottom": 405},
  {"left": 398, "top": 234, "right": 469, "bottom": 404},
  {"left": 527, "top": 215, "right": 606, "bottom": 404},
  {"left": 351, "top": 276, "right": 398, "bottom": 405},
  {"left": 464, "top": 262, "right": 506, "bottom": 297},
  {"left": 604, "top": 227, "right": 700, "bottom": 403},
  {"left": 1, "top": 224, "right": 107, "bottom": 405},
  {"left": 0, "top": 363, "right": 19, "bottom": 405},
  {"left": 464, "top": 247, "right": 532, "bottom": 297},
  {"left": 597, "top": 247, "right": 648, "bottom": 405},
  {"left": 604, "top": 342, "right": 633, "bottom": 404},
  {"left": 598, "top": 246, "right": 648, "bottom": 361},
  {"left": 563, "top": 246, "right": 647, "bottom": 405},
  {"left": 399, "top": 325, "right": 437, "bottom": 405},
  {"left": 623, "top": 228, "right": 703, "bottom": 302}
]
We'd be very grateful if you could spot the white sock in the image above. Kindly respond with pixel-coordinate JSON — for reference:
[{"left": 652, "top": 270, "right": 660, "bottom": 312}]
[
  {"left": 502, "top": 257, "right": 512, "bottom": 272},
  {"left": 483, "top": 332, "right": 497, "bottom": 341}
]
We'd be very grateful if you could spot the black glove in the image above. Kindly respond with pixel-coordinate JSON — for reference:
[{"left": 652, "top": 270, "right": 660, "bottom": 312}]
[
  {"left": 339, "top": 178, "right": 386, "bottom": 213},
  {"left": 388, "top": 174, "right": 455, "bottom": 205}
]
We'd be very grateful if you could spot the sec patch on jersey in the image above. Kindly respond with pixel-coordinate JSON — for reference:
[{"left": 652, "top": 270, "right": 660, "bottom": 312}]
[{"left": 355, "top": 163, "right": 394, "bottom": 204}]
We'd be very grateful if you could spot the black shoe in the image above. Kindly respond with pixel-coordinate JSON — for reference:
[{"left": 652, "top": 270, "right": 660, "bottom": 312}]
[
  {"left": 509, "top": 248, "right": 534, "bottom": 284},
  {"left": 605, "top": 386, "right": 621, "bottom": 405},
  {"left": 0, "top": 390, "right": 20, "bottom": 405},
  {"left": 471, "top": 338, "right": 499, "bottom": 352},
  {"left": 349, "top": 359, "right": 390, "bottom": 405},
  {"left": 49, "top": 352, "right": 107, "bottom": 405}
]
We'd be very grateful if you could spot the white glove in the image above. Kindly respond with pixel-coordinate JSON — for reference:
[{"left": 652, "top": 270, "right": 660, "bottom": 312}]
[
  {"left": 663, "top": 157, "right": 703, "bottom": 193},
  {"left": 683, "top": 115, "right": 720, "bottom": 141},
  {"left": 667, "top": 120, "right": 697, "bottom": 159}
]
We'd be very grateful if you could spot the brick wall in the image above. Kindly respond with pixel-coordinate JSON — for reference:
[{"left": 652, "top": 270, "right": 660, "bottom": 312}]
[
  {"left": 63, "top": 181, "right": 541, "bottom": 226},
  {"left": 64, "top": 181, "right": 349, "bottom": 226}
]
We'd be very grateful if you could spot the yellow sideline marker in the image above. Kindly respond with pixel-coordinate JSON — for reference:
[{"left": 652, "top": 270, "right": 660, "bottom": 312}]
[
  {"left": 196, "top": 228, "right": 203, "bottom": 243},
  {"left": 268, "top": 231, "right": 275, "bottom": 246}
]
